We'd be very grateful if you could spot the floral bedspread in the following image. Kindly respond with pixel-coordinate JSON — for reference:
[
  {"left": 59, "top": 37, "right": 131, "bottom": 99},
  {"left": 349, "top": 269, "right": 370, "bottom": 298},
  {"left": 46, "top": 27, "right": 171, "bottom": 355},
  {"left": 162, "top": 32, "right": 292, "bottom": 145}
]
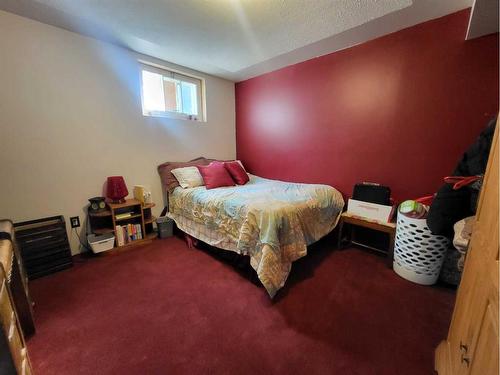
[{"left": 168, "top": 175, "right": 344, "bottom": 297}]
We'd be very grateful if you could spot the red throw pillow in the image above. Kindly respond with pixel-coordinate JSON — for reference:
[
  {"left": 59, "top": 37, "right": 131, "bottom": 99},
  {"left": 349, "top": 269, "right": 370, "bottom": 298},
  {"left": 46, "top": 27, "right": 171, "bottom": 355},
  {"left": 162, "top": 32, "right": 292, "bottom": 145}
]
[
  {"left": 224, "top": 161, "right": 249, "bottom": 185},
  {"left": 197, "top": 162, "right": 235, "bottom": 189}
]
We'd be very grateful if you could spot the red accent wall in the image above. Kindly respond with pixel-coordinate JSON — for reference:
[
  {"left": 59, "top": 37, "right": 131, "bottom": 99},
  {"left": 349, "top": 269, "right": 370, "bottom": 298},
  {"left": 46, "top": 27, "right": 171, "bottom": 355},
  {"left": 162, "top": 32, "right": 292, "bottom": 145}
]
[{"left": 235, "top": 10, "right": 499, "bottom": 201}]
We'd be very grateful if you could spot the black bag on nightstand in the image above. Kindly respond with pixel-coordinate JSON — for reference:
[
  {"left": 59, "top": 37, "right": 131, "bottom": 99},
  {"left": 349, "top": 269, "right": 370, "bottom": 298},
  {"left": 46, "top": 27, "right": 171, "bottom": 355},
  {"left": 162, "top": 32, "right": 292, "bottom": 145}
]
[{"left": 352, "top": 183, "right": 391, "bottom": 205}]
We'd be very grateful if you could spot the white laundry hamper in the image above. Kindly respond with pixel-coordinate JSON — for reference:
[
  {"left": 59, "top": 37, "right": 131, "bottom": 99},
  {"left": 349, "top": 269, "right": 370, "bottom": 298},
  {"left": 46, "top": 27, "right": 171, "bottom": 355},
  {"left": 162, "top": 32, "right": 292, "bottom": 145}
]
[{"left": 393, "top": 212, "right": 450, "bottom": 285}]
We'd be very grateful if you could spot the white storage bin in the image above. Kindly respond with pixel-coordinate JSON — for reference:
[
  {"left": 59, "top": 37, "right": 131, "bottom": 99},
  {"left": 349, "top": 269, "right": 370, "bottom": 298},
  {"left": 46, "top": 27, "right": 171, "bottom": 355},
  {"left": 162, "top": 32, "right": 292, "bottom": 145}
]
[
  {"left": 87, "top": 233, "right": 115, "bottom": 253},
  {"left": 393, "top": 212, "right": 450, "bottom": 285}
]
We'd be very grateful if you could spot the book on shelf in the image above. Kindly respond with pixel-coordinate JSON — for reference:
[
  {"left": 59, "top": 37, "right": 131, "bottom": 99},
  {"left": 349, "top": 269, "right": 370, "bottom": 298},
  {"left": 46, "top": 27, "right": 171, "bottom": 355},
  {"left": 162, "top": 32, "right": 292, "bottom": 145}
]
[
  {"left": 114, "top": 224, "right": 144, "bottom": 247},
  {"left": 115, "top": 225, "right": 125, "bottom": 246},
  {"left": 115, "top": 212, "right": 133, "bottom": 220},
  {"left": 136, "top": 224, "right": 143, "bottom": 240},
  {"left": 126, "top": 224, "right": 130, "bottom": 241}
]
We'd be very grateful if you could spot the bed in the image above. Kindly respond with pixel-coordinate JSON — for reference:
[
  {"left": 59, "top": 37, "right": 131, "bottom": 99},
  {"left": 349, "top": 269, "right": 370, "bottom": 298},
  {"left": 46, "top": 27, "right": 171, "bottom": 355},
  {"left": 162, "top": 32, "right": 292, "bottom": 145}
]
[{"left": 165, "top": 173, "right": 344, "bottom": 297}]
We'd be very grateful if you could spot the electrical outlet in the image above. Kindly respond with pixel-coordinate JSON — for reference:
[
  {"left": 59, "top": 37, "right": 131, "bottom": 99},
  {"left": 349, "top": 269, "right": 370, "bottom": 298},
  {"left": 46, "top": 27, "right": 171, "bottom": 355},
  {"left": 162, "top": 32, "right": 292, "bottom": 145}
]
[{"left": 70, "top": 216, "right": 80, "bottom": 228}]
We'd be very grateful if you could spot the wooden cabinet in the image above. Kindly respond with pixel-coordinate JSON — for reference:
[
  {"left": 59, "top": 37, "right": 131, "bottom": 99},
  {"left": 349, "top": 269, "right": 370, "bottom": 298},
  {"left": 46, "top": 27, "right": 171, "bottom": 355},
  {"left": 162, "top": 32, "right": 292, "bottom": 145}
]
[
  {"left": 89, "top": 199, "right": 157, "bottom": 250},
  {"left": 435, "top": 123, "right": 499, "bottom": 375},
  {"left": 0, "top": 264, "right": 33, "bottom": 375},
  {"left": 0, "top": 221, "right": 36, "bottom": 337}
]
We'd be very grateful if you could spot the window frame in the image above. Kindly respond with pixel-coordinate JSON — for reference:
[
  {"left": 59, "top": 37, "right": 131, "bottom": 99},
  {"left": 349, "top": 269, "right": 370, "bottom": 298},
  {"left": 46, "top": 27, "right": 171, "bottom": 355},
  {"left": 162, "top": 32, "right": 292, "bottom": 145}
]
[{"left": 139, "top": 61, "right": 206, "bottom": 122}]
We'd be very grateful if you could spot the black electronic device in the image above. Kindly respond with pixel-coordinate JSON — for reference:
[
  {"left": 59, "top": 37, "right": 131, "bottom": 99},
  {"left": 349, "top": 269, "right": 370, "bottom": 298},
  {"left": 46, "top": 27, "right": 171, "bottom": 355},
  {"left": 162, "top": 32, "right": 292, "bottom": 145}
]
[
  {"left": 88, "top": 197, "right": 107, "bottom": 213},
  {"left": 352, "top": 183, "right": 391, "bottom": 205}
]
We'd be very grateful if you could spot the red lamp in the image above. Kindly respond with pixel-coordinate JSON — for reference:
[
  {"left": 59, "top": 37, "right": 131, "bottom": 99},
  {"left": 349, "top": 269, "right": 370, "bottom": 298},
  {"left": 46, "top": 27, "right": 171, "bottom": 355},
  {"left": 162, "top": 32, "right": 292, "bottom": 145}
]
[{"left": 106, "top": 176, "right": 128, "bottom": 203}]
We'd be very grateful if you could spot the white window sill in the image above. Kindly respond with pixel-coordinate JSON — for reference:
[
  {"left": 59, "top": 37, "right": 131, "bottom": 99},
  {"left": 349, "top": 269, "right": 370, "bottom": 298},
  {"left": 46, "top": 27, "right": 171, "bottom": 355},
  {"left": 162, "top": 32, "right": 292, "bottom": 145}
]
[{"left": 143, "top": 111, "right": 205, "bottom": 122}]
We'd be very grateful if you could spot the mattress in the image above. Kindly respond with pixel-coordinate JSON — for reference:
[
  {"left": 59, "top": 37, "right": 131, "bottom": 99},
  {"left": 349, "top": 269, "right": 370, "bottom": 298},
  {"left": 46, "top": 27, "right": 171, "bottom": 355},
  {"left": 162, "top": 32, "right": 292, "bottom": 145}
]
[{"left": 168, "top": 175, "right": 344, "bottom": 297}]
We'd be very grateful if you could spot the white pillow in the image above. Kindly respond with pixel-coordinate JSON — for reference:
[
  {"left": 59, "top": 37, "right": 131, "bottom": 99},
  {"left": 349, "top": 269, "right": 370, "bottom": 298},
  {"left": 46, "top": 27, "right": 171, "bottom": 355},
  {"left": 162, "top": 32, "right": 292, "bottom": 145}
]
[{"left": 171, "top": 166, "right": 204, "bottom": 189}]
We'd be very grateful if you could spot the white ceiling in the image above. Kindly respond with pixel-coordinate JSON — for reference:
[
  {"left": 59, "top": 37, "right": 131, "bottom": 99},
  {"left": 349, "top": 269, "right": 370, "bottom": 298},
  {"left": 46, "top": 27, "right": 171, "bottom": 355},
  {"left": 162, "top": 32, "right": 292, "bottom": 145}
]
[
  {"left": 466, "top": 0, "right": 499, "bottom": 40},
  {"left": 0, "top": 0, "right": 476, "bottom": 81}
]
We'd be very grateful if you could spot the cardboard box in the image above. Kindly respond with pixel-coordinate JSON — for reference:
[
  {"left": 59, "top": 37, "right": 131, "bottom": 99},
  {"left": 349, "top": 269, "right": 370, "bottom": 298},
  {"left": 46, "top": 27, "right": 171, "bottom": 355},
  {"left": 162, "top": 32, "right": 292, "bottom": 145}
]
[{"left": 347, "top": 199, "right": 395, "bottom": 223}]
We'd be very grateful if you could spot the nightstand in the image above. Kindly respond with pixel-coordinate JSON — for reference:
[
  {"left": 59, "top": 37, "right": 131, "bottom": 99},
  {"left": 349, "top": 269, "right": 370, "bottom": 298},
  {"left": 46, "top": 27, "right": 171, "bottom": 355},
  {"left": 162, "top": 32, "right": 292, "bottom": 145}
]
[
  {"left": 337, "top": 212, "right": 396, "bottom": 267},
  {"left": 89, "top": 199, "right": 156, "bottom": 251}
]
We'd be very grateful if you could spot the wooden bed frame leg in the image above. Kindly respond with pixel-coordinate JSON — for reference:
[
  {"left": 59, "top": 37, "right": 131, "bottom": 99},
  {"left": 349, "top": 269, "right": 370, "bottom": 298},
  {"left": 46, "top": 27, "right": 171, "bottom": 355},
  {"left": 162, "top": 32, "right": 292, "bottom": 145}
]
[{"left": 184, "top": 233, "right": 199, "bottom": 249}]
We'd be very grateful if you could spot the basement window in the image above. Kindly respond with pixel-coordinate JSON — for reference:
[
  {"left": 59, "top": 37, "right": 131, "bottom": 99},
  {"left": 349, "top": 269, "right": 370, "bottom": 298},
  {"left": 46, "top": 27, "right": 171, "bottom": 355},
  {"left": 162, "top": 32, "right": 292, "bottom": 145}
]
[{"left": 140, "top": 64, "right": 204, "bottom": 121}]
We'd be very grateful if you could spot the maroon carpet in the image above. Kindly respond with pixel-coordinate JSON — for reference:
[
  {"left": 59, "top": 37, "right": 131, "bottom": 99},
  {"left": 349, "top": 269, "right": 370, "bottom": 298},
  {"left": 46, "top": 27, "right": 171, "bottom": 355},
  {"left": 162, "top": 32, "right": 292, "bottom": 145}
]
[{"left": 27, "top": 237, "right": 455, "bottom": 375}]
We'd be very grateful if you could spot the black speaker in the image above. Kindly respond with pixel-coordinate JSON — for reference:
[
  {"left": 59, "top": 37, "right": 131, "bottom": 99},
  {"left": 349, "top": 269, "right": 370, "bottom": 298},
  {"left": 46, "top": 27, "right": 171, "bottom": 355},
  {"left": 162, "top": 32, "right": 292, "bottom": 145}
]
[{"left": 352, "top": 183, "right": 391, "bottom": 205}]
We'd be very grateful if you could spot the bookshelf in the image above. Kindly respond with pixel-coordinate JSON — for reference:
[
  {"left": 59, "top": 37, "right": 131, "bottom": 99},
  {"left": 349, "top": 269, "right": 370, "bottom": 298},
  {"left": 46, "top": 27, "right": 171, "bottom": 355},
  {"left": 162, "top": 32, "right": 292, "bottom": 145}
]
[{"left": 88, "top": 199, "right": 156, "bottom": 251}]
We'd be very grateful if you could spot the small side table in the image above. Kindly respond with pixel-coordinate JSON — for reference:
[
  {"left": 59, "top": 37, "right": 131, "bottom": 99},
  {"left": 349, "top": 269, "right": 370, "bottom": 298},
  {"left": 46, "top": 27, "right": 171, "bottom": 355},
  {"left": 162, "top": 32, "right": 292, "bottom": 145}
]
[{"left": 337, "top": 212, "right": 396, "bottom": 267}]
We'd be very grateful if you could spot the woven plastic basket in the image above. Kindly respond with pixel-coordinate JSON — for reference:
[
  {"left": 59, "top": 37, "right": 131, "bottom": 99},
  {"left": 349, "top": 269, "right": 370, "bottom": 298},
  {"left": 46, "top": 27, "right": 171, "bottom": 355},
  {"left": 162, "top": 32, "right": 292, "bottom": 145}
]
[{"left": 393, "top": 212, "right": 450, "bottom": 285}]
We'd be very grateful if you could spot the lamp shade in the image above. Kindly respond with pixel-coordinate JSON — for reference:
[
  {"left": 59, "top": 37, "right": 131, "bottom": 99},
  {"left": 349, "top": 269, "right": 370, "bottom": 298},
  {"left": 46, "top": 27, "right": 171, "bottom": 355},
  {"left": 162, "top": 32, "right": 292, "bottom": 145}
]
[{"left": 106, "top": 176, "right": 128, "bottom": 203}]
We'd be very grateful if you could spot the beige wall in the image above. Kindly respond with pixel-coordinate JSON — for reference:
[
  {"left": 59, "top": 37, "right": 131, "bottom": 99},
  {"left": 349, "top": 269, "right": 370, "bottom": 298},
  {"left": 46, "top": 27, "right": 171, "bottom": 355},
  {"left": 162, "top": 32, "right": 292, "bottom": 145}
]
[{"left": 0, "top": 11, "right": 236, "bottom": 254}]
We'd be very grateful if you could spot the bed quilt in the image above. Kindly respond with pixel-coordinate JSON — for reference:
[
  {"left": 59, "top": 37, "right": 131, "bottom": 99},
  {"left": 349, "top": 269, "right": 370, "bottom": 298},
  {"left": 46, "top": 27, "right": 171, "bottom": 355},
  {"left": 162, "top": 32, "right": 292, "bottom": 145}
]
[{"left": 168, "top": 175, "right": 344, "bottom": 297}]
